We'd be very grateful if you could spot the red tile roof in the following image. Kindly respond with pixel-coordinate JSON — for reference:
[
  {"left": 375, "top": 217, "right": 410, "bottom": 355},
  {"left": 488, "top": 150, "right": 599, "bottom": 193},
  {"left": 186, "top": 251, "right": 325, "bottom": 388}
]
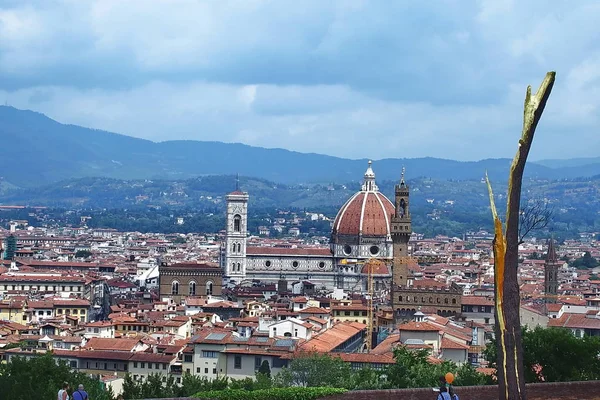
[{"left": 246, "top": 247, "right": 331, "bottom": 256}]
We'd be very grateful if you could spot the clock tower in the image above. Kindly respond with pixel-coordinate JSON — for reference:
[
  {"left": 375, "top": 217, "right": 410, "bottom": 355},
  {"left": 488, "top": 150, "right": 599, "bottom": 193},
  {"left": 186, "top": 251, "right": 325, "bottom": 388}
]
[
  {"left": 391, "top": 169, "right": 411, "bottom": 314},
  {"left": 223, "top": 189, "right": 249, "bottom": 283}
]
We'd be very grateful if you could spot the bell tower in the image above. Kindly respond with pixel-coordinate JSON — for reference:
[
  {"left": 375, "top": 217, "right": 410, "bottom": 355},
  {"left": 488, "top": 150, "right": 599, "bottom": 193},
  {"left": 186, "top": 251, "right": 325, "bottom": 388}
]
[
  {"left": 223, "top": 186, "right": 249, "bottom": 283},
  {"left": 545, "top": 238, "right": 559, "bottom": 304},
  {"left": 391, "top": 168, "right": 411, "bottom": 309}
]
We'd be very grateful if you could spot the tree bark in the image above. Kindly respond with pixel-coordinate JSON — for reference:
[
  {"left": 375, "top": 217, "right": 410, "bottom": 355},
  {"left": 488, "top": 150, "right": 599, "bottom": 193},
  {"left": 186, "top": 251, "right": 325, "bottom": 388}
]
[{"left": 486, "top": 71, "right": 555, "bottom": 400}]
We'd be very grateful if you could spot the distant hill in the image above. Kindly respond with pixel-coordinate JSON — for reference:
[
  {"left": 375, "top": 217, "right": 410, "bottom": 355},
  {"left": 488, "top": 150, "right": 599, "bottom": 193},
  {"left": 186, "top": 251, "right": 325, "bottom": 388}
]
[{"left": 1, "top": 106, "right": 600, "bottom": 187}]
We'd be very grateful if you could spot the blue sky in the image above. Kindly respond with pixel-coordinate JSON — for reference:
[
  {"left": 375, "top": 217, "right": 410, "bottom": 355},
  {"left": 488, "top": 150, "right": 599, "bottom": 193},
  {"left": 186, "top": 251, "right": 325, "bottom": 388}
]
[{"left": 0, "top": 0, "right": 599, "bottom": 161}]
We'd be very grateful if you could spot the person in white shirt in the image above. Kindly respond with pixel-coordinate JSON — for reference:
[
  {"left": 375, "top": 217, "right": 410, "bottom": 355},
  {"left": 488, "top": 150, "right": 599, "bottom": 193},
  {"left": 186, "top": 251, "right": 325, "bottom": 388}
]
[{"left": 58, "top": 382, "right": 70, "bottom": 400}]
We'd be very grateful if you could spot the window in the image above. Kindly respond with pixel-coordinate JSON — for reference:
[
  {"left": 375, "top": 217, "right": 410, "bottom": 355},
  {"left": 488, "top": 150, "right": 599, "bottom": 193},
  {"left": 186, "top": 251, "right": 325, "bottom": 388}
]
[
  {"left": 171, "top": 281, "right": 179, "bottom": 295},
  {"left": 184, "top": 354, "right": 192, "bottom": 363},
  {"left": 141, "top": 362, "right": 145, "bottom": 368},
  {"left": 452, "top": 298, "right": 457, "bottom": 304},
  {"left": 155, "top": 363, "right": 159, "bottom": 369},
  {"left": 205, "top": 368, "right": 208, "bottom": 374},
  {"left": 369, "top": 245, "right": 380, "bottom": 255},
  {"left": 70, "top": 360, "right": 77, "bottom": 368},
  {"left": 292, "top": 261, "right": 299, "bottom": 268},
  {"left": 202, "top": 351, "right": 218, "bottom": 358},
  {"left": 343, "top": 245, "right": 352, "bottom": 255},
  {"left": 344, "top": 311, "right": 350, "bottom": 316},
  {"left": 163, "top": 364, "right": 167, "bottom": 370},
  {"left": 444, "top": 298, "right": 449, "bottom": 304},
  {"left": 189, "top": 281, "right": 196, "bottom": 296},
  {"left": 265, "top": 260, "right": 272, "bottom": 267},
  {"left": 319, "top": 262, "right": 325, "bottom": 268},
  {"left": 213, "top": 368, "right": 217, "bottom": 374},
  {"left": 196, "top": 367, "right": 201, "bottom": 373},
  {"left": 255, "top": 357, "right": 262, "bottom": 370},
  {"left": 134, "top": 362, "right": 138, "bottom": 368},
  {"left": 237, "top": 243, "right": 241, "bottom": 252},
  {"left": 273, "top": 358, "right": 288, "bottom": 368},
  {"left": 104, "top": 363, "right": 108, "bottom": 370},
  {"left": 148, "top": 363, "right": 152, "bottom": 369},
  {"left": 234, "top": 355, "right": 242, "bottom": 369},
  {"left": 233, "top": 215, "right": 241, "bottom": 232},
  {"left": 206, "top": 281, "right": 213, "bottom": 296}
]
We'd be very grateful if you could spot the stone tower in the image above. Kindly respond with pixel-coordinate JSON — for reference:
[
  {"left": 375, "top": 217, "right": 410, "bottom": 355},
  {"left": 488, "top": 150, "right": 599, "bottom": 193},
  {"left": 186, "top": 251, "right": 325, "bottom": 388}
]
[
  {"left": 545, "top": 238, "right": 559, "bottom": 304},
  {"left": 223, "top": 189, "right": 249, "bottom": 283},
  {"left": 391, "top": 169, "right": 411, "bottom": 308}
]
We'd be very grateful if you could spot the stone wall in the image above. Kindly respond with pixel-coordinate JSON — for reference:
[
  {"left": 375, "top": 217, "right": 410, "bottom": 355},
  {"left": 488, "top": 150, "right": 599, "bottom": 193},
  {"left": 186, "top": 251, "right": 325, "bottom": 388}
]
[{"left": 322, "top": 380, "right": 600, "bottom": 400}]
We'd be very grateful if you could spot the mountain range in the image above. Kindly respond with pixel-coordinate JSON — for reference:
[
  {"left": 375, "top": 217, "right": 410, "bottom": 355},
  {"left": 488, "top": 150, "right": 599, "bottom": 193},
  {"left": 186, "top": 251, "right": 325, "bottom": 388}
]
[{"left": 1, "top": 105, "right": 600, "bottom": 188}]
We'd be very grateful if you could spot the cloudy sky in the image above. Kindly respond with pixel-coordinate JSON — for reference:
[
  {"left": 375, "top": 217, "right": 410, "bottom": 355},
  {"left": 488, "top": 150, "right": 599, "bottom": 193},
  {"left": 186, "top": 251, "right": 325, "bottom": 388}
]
[{"left": 1, "top": 0, "right": 599, "bottom": 161}]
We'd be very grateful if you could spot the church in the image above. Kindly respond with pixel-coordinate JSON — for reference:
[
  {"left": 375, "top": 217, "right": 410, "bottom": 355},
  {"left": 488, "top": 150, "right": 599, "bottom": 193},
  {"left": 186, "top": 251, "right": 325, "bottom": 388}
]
[
  {"left": 220, "top": 161, "right": 397, "bottom": 291},
  {"left": 220, "top": 161, "right": 462, "bottom": 320}
]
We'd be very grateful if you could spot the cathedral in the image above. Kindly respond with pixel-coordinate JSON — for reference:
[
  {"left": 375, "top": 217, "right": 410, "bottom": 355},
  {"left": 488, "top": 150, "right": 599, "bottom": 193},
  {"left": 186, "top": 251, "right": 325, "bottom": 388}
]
[
  {"left": 220, "top": 161, "right": 394, "bottom": 291},
  {"left": 220, "top": 161, "right": 462, "bottom": 319}
]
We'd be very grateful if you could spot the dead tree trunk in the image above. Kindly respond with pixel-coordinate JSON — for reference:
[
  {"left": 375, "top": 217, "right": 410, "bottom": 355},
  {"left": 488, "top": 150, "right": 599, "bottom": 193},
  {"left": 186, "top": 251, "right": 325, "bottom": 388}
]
[{"left": 486, "top": 71, "right": 555, "bottom": 400}]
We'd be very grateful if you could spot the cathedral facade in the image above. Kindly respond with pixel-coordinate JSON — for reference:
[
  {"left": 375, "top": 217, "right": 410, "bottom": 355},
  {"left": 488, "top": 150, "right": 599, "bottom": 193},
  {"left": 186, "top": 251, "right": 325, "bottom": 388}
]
[{"left": 221, "top": 161, "right": 393, "bottom": 291}]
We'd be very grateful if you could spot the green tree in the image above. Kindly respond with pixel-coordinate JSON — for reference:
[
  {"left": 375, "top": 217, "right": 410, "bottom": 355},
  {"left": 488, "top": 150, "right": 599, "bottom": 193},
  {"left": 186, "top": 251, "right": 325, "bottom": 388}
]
[
  {"left": 0, "top": 353, "right": 113, "bottom": 400},
  {"left": 485, "top": 326, "right": 600, "bottom": 383},
  {"left": 273, "top": 353, "right": 351, "bottom": 388},
  {"left": 571, "top": 251, "right": 599, "bottom": 269},
  {"left": 258, "top": 360, "right": 271, "bottom": 378},
  {"left": 75, "top": 250, "right": 92, "bottom": 259}
]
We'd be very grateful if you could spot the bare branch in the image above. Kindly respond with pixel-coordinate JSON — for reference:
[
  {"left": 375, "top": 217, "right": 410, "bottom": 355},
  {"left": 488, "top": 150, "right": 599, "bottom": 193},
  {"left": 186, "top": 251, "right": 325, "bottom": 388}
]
[{"left": 518, "top": 199, "right": 554, "bottom": 244}]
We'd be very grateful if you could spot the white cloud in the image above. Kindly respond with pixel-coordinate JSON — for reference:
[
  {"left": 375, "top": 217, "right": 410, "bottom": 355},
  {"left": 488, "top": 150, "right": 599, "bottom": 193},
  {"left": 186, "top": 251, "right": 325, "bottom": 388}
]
[{"left": 0, "top": 0, "right": 599, "bottom": 161}]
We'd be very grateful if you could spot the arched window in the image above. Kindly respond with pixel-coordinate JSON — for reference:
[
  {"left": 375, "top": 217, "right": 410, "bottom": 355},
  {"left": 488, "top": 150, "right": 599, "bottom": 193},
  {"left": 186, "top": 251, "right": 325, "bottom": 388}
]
[
  {"left": 399, "top": 296, "right": 403, "bottom": 302},
  {"left": 189, "top": 281, "right": 196, "bottom": 296},
  {"left": 452, "top": 298, "right": 457, "bottom": 304},
  {"left": 237, "top": 263, "right": 241, "bottom": 272},
  {"left": 429, "top": 297, "right": 433, "bottom": 303},
  {"left": 171, "top": 281, "right": 179, "bottom": 295},
  {"left": 237, "top": 243, "right": 241, "bottom": 252},
  {"left": 444, "top": 298, "right": 449, "bottom": 304},
  {"left": 206, "top": 281, "right": 214, "bottom": 296},
  {"left": 231, "top": 243, "right": 236, "bottom": 252},
  {"left": 233, "top": 215, "right": 241, "bottom": 232}
]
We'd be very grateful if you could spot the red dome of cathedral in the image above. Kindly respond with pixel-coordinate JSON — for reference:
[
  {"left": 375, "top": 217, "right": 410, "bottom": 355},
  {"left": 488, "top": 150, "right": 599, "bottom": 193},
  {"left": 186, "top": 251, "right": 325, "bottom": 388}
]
[{"left": 332, "top": 161, "right": 395, "bottom": 237}]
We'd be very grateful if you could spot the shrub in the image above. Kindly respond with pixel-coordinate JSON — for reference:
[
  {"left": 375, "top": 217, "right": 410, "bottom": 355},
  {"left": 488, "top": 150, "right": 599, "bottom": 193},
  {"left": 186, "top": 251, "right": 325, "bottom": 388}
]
[{"left": 194, "top": 387, "right": 347, "bottom": 400}]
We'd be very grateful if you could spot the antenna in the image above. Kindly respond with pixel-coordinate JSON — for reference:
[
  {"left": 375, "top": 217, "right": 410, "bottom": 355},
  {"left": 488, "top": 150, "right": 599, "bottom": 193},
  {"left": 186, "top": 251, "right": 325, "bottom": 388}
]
[
  {"left": 236, "top": 173, "right": 240, "bottom": 191},
  {"left": 400, "top": 166, "right": 406, "bottom": 185}
]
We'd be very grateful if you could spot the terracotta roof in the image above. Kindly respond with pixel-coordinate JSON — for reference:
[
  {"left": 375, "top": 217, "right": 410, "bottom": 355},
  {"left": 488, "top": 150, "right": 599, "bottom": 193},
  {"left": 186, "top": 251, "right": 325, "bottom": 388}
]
[
  {"left": 299, "top": 321, "right": 366, "bottom": 353},
  {"left": 332, "top": 191, "right": 394, "bottom": 237},
  {"left": 372, "top": 333, "right": 400, "bottom": 355},
  {"left": 548, "top": 313, "right": 600, "bottom": 330},
  {"left": 397, "top": 321, "right": 440, "bottom": 332},
  {"left": 461, "top": 296, "right": 494, "bottom": 306},
  {"left": 300, "top": 307, "right": 330, "bottom": 314},
  {"left": 440, "top": 337, "right": 470, "bottom": 350},
  {"left": 84, "top": 337, "right": 141, "bottom": 351},
  {"left": 246, "top": 247, "right": 331, "bottom": 256},
  {"left": 162, "top": 262, "right": 220, "bottom": 270},
  {"left": 0, "top": 275, "right": 85, "bottom": 282}
]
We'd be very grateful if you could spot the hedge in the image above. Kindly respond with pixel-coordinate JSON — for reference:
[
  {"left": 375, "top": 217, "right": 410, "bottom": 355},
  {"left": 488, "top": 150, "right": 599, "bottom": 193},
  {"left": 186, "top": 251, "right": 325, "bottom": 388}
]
[{"left": 194, "top": 387, "right": 348, "bottom": 400}]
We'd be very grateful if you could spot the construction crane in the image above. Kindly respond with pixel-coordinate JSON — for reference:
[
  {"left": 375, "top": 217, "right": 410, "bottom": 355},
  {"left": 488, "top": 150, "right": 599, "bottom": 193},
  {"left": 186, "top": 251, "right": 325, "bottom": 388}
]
[{"left": 340, "top": 257, "right": 389, "bottom": 352}]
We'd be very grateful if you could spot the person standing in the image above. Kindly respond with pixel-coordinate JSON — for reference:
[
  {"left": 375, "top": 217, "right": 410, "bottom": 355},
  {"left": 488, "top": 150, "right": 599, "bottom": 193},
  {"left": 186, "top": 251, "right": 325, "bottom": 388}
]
[
  {"left": 58, "top": 382, "right": 70, "bottom": 400},
  {"left": 72, "top": 384, "right": 89, "bottom": 400}
]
